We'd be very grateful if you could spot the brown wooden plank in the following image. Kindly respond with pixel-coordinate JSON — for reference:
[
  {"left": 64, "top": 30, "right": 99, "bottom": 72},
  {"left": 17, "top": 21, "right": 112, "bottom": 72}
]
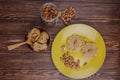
[
  {"left": 0, "top": 51, "right": 119, "bottom": 69},
  {"left": 0, "top": 1, "right": 120, "bottom": 22},
  {"left": 0, "top": 22, "right": 120, "bottom": 35},
  {"left": 47, "top": 0, "right": 120, "bottom": 4},
  {"left": 0, "top": 69, "right": 119, "bottom": 80}
]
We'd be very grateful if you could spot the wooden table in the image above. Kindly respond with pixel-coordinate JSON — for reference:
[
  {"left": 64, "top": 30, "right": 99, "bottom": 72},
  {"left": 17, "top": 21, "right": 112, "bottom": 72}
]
[{"left": 0, "top": 0, "right": 120, "bottom": 80}]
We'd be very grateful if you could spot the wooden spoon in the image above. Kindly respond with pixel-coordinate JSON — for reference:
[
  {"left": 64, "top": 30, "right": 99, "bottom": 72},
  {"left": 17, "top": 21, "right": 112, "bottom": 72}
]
[
  {"left": 7, "top": 27, "right": 40, "bottom": 51},
  {"left": 7, "top": 39, "right": 32, "bottom": 50},
  {"left": 7, "top": 27, "right": 50, "bottom": 51}
]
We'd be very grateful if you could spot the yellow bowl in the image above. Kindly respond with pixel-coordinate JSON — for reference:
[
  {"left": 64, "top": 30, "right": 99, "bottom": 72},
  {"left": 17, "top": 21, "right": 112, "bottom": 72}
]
[{"left": 52, "top": 24, "right": 106, "bottom": 79}]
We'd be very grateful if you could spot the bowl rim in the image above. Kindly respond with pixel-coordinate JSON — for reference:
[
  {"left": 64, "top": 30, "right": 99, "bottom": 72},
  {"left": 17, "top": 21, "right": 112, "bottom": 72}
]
[{"left": 40, "top": 3, "right": 59, "bottom": 22}]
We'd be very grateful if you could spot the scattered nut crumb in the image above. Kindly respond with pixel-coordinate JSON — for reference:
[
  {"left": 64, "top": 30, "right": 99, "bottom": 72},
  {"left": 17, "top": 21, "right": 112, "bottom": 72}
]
[
  {"left": 61, "top": 45, "right": 66, "bottom": 51},
  {"left": 83, "top": 62, "right": 88, "bottom": 66}
]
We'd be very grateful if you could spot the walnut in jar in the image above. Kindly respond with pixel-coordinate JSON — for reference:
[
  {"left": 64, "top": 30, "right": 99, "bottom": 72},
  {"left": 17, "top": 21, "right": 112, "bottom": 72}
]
[{"left": 41, "top": 3, "right": 58, "bottom": 22}]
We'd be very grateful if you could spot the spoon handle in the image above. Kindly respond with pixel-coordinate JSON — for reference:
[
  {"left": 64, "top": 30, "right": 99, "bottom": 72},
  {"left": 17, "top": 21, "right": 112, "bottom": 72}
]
[{"left": 7, "top": 41, "right": 27, "bottom": 50}]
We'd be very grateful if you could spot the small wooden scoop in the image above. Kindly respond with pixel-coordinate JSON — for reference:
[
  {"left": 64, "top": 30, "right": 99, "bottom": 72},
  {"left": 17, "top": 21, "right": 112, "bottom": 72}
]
[
  {"left": 7, "top": 39, "right": 31, "bottom": 50},
  {"left": 7, "top": 27, "right": 40, "bottom": 51},
  {"left": 7, "top": 27, "right": 50, "bottom": 51}
]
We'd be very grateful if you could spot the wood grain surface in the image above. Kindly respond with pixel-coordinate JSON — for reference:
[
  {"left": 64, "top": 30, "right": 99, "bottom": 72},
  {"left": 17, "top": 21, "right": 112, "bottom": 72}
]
[{"left": 0, "top": 0, "right": 120, "bottom": 80}]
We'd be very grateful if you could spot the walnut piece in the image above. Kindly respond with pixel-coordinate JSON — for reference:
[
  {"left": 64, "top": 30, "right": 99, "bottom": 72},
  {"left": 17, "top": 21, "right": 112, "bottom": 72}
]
[
  {"left": 37, "top": 31, "right": 49, "bottom": 43},
  {"left": 32, "top": 42, "right": 47, "bottom": 52},
  {"left": 27, "top": 28, "right": 41, "bottom": 43}
]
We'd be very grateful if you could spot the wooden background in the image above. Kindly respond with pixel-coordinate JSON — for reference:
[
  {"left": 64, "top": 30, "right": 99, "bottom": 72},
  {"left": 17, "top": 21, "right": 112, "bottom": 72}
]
[{"left": 0, "top": 0, "right": 120, "bottom": 80}]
